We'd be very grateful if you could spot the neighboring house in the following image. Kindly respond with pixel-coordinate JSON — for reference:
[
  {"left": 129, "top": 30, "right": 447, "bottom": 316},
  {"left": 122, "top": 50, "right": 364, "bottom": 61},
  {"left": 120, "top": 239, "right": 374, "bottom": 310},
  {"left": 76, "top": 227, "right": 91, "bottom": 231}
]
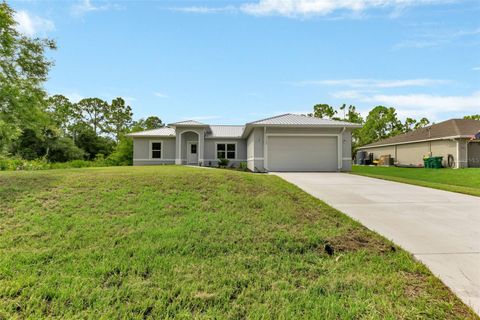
[
  {"left": 358, "top": 119, "right": 480, "bottom": 168},
  {"left": 127, "top": 113, "right": 362, "bottom": 172}
]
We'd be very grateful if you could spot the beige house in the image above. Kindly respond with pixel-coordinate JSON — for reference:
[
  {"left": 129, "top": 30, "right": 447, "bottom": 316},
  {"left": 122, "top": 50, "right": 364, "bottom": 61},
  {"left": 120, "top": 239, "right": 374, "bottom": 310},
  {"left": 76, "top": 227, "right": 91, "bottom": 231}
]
[
  {"left": 358, "top": 119, "right": 480, "bottom": 168},
  {"left": 127, "top": 113, "right": 362, "bottom": 172}
]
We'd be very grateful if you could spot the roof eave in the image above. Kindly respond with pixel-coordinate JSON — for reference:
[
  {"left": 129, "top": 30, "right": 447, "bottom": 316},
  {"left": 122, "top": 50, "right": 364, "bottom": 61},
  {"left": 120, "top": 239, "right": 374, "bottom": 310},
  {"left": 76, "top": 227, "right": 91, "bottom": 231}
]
[{"left": 359, "top": 135, "right": 470, "bottom": 149}]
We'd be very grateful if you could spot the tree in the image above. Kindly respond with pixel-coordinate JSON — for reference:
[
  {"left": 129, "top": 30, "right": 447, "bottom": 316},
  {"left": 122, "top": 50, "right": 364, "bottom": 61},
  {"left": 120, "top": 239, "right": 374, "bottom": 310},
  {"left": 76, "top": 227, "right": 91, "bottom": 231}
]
[
  {"left": 104, "top": 97, "right": 133, "bottom": 141},
  {"left": 414, "top": 117, "right": 430, "bottom": 129},
  {"left": 464, "top": 114, "right": 480, "bottom": 120},
  {"left": 133, "top": 116, "right": 163, "bottom": 130},
  {"left": 0, "top": 2, "right": 56, "bottom": 154},
  {"left": 74, "top": 124, "right": 115, "bottom": 160},
  {"left": 403, "top": 117, "right": 417, "bottom": 133},
  {"left": 46, "top": 95, "right": 81, "bottom": 135},
  {"left": 76, "top": 98, "right": 109, "bottom": 134},
  {"left": 358, "top": 106, "right": 402, "bottom": 146},
  {"left": 310, "top": 104, "right": 337, "bottom": 119}
]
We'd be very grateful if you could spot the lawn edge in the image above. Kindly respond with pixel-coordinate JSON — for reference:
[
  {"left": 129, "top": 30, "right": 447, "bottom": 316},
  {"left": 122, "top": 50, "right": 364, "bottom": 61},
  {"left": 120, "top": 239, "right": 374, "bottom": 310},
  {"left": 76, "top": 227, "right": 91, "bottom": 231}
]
[{"left": 350, "top": 172, "right": 480, "bottom": 198}]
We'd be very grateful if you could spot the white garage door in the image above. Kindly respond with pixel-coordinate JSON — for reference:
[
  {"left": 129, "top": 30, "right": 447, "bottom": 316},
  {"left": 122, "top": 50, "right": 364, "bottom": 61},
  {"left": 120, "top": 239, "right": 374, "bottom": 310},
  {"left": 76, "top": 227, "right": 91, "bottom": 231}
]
[{"left": 267, "top": 136, "right": 338, "bottom": 171}]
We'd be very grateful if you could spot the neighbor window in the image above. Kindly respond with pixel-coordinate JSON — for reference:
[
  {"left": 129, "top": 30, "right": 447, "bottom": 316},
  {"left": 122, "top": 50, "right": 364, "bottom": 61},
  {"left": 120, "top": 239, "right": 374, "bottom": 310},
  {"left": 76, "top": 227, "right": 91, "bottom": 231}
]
[
  {"left": 216, "top": 143, "right": 236, "bottom": 159},
  {"left": 151, "top": 142, "right": 162, "bottom": 159}
]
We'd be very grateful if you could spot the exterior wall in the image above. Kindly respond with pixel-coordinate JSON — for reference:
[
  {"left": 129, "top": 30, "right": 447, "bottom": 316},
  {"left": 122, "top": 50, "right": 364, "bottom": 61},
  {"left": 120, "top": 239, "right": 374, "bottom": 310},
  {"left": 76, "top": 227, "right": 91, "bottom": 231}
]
[
  {"left": 203, "top": 138, "right": 247, "bottom": 167},
  {"left": 175, "top": 127, "right": 205, "bottom": 165},
  {"left": 468, "top": 141, "right": 480, "bottom": 168},
  {"left": 132, "top": 137, "right": 176, "bottom": 165},
  {"left": 341, "top": 129, "right": 353, "bottom": 171},
  {"left": 246, "top": 132, "right": 255, "bottom": 171},
  {"left": 360, "top": 139, "right": 459, "bottom": 167}
]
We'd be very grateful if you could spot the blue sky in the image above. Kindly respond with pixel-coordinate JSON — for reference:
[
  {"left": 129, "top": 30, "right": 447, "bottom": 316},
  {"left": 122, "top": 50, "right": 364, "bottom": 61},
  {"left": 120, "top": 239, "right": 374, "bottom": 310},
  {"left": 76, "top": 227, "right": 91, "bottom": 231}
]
[{"left": 9, "top": 0, "right": 480, "bottom": 124}]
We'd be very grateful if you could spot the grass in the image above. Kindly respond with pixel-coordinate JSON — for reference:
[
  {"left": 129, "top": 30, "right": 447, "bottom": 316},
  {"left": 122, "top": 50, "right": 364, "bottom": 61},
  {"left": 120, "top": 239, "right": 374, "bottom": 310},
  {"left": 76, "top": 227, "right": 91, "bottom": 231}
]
[
  {"left": 351, "top": 166, "right": 480, "bottom": 197},
  {"left": 0, "top": 166, "right": 477, "bottom": 319}
]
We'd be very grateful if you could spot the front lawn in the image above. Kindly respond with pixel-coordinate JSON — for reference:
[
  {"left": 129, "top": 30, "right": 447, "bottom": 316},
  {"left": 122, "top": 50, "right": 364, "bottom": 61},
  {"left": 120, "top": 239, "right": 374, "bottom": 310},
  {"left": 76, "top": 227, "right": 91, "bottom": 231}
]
[
  {"left": 0, "top": 166, "right": 477, "bottom": 319},
  {"left": 352, "top": 166, "right": 480, "bottom": 197}
]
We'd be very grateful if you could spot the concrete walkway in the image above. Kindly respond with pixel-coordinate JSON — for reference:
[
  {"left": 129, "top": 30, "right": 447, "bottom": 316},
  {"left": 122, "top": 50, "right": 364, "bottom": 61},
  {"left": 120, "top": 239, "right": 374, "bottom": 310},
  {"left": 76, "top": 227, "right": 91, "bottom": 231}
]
[{"left": 272, "top": 172, "right": 480, "bottom": 315}]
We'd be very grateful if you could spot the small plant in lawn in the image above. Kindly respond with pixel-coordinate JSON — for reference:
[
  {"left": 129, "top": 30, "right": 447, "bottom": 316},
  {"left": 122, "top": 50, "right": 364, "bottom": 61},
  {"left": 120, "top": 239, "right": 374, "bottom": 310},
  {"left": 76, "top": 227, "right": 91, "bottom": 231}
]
[{"left": 218, "top": 158, "right": 229, "bottom": 167}]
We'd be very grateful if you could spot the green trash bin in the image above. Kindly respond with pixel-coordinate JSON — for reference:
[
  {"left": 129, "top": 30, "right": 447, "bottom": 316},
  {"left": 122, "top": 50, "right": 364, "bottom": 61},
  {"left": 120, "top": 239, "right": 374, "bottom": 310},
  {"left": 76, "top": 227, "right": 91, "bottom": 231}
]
[
  {"left": 423, "top": 158, "right": 430, "bottom": 168},
  {"left": 432, "top": 156, "right": 443, "bottom": 169}
]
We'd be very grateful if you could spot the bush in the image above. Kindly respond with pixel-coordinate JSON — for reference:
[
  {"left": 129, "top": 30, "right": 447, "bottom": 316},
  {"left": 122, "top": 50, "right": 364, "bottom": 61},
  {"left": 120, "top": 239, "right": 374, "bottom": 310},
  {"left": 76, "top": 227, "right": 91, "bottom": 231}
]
[
  {"left": 218, "top": 158, "right": 229, "bottom": 167},
  {"left": 0, "top": 156, "right": 114, "bottom": 171},
  {"left": 239, "top": 162, "right": 248, "bottom": 171}
]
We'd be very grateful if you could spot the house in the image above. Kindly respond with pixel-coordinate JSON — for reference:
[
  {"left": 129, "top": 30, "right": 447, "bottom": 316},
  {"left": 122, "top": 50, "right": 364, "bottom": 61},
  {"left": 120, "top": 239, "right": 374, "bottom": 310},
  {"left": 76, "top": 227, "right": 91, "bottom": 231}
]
[
  {"left": 127, "top": 113, "right": 362, "bottom": 172},
  {"left": 358, "top": 119, "right": 480, "bottom": 168}
]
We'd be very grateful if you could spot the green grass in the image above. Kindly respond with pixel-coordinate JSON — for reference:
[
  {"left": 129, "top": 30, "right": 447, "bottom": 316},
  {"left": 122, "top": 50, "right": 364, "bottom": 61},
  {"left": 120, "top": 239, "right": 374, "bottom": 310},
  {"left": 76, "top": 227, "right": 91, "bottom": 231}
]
[
  {"left": 0, "top": 166, "right": 477, "bottom": 319},
  {"left": 352, "top": 166, "right": 480, "bottom": 197}
]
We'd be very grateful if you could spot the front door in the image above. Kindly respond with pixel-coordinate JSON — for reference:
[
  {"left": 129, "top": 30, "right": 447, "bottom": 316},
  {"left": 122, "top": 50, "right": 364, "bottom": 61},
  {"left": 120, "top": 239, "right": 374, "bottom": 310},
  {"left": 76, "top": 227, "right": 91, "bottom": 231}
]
[{"left": 187, "top": 142, "right": 198, "bottom": 165}]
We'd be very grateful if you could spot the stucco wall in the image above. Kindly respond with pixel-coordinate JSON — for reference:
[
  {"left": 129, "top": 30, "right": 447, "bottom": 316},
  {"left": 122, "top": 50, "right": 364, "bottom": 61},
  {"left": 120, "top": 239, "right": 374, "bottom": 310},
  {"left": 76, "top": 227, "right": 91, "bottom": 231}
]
[
  {"left": 341, "top": 129, "right": 353, "bottom": 171},
  {"left": 132, "top": 137, "right": 176, "bottom": 165},
  {"left": 203, "top": 138, "right": 247, "bottom": 167},
  {"left": 360, "top": 139, "right": 459, "bottom": 167}
]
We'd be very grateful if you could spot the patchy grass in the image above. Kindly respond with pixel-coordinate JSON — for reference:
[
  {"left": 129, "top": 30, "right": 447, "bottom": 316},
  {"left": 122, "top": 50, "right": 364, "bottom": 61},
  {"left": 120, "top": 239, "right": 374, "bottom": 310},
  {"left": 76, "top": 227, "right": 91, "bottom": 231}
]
[
  {"left": 351, "top": 166, "right": 480, "bottom": 197},
  {"left": 0, "top": 166, "right": 477, "bottom": 319}
]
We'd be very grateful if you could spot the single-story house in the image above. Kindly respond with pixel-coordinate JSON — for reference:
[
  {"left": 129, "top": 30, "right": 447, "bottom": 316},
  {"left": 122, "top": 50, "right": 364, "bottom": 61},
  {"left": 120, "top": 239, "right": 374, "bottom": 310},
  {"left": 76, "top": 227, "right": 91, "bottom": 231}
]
[
  {"left": 358, "top": 119, "right": 480, "bottom": 168},
  {"left": 127, "top": 113, "right": 362, "bottom": 172}
]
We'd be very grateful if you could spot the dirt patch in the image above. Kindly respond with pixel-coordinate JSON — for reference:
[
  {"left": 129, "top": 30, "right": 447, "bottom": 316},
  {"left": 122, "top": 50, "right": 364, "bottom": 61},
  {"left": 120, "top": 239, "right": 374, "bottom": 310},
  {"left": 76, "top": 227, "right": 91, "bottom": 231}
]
[{"left": 326, "top": 228, "right": 394, "bottom": 254}]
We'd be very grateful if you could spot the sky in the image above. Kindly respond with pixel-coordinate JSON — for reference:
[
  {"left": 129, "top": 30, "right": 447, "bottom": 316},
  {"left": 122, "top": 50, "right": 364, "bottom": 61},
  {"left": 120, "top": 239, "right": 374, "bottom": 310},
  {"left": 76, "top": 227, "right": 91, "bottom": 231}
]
[{"left": 9, "top": 0, "right": 480, "bottom": 124}]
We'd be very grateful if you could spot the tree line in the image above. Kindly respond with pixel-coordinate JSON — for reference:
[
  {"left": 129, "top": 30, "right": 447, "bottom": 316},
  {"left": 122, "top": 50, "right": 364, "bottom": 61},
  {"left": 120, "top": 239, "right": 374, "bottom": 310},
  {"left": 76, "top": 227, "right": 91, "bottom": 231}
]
[{"left": 0, "top": 2, "right": 163, "bottom": 165}]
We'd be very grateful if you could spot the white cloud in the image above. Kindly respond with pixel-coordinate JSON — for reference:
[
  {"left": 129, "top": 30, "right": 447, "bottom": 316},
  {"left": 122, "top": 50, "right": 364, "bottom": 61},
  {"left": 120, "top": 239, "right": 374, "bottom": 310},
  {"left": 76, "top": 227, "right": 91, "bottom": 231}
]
[
  {"left": 395, "top": 27, "right": 480, "bottom": 49},
  {"left": 473, "top": 67, "right": 480, "bottom": 71},
  {"left": 293, "top": 78, "right": 447, "bottom": 88},
  {"left": 71, "top": 0, "right": 124, "bottom": 16},
  {"left": 153, "top": 92, "right": 168, "bottom": 98},
  {"left": 170, "top": 6, "right": 236, "bottom": 14},
  {"left": 332, "top": 90, "right": 480, "bottom": 120},
  {"left": 240, "top": 0, "right": 447, "bottom": 17},
  {"left": 13, "top": 11, "right": 55, "bottom": 36}
]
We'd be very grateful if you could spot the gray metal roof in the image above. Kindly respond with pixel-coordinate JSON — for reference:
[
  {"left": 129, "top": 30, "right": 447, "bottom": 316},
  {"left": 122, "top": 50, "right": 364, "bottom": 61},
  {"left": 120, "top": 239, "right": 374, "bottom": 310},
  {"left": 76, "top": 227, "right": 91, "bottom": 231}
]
[
  {"left": 247, "top": 113, "right": 361, "bottom": 127},
  {"left": 207, "top": 125, "right": 245, "bottom": 138},
  {"left": 126, "top": 127, "right": 176, "bottom": 137},
  {"left": 169, "top": 120, "right": 208, "bottom": 126}
]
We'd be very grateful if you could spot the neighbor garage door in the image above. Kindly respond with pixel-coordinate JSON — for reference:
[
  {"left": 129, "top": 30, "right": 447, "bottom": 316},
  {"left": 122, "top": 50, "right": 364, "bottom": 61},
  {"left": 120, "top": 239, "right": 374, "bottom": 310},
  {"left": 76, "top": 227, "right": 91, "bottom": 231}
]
[{"left": 267, "top": 136, "right": 338, "bottom": 171}]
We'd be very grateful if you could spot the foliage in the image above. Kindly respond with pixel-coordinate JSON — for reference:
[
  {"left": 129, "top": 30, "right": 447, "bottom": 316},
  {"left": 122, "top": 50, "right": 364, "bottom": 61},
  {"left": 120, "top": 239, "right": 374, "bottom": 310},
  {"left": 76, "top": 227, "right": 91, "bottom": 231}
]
[
  {"left": 218, "top": 158, "right": 229, "bottom": 167},
  {"left": 414, "top": 117, "right": 430, "bottom": 129},
  {"left": 104, "top": 97, "right": 133, "bottom": 141},
  {"left": 0, "top": 2, "right": 56, "bottom": 154},
  {"left": 74, "top": 124, "right": 115, "bottom": 160},
  {"left": 464, "top": 114, "right": 480, "bottom": 120},
  {"left": 76, "top": 98, "right": 109, "bottom": 135},
  {"left": 107, "top": 135, "right": 133, "bottom": 165},
  {"left": 0, "top": 166, "right": 475, "bottom": 318},
  {"left": 352, "top": 166, "right": 480, "bottom": 197},
  {"left": 133, "top": 116, "right": 164, "bottom": 130},
  {"left": 239, "top": 161, "right": 248, "bottom": 171},
  {"left": 357, "top": 106, "right": 403, "bottom": 146},
  {"left": 309, "top": 104, "right": 337, "bottom": 119},
  {"left": 0, "top": 156, "right": 111, "bottom": 171}
]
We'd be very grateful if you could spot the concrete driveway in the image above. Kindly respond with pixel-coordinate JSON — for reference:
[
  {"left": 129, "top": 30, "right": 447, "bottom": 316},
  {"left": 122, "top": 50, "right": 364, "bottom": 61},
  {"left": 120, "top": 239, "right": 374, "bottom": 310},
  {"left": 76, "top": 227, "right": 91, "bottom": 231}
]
[{"left": 272, "top": 172, "right": 480, "bottom": 315}]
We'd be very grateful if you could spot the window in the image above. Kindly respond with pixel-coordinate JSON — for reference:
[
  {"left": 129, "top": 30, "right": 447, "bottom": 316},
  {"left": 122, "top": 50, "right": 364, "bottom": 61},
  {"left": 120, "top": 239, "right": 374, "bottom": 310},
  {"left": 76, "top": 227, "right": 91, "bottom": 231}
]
[
  {"left": 190, "top": 144, "right": 197, "bottom": 154},
  {"left": 216, "top": 143, "right": 236, "bottom": 159},
  {"left": 151, "top": 142, "right": 162, "bottom": 159}
]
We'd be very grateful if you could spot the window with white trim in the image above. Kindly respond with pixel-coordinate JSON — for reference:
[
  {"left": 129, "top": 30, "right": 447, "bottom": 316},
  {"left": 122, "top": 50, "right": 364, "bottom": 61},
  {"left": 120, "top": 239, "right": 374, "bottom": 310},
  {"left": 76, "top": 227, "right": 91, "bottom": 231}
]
[
  {"left": 216, "top": 143, "right": 236, "bottom": 159},
  {"left": 151, "top": 142, "right": 162, "bottom": 159}
]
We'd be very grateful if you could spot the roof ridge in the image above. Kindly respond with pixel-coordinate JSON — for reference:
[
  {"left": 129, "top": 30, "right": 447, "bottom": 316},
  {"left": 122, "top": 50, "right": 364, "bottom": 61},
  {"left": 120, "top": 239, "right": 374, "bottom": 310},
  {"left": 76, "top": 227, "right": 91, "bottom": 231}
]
[
  {"left": 451, "top": 119, "right": 461, "bottom": 136},
  {"left": 247, "top": 113, "right": 293, "bottom": 125},
  {"left": 130, "top": 126, "right": 170, "bottom": 133}
]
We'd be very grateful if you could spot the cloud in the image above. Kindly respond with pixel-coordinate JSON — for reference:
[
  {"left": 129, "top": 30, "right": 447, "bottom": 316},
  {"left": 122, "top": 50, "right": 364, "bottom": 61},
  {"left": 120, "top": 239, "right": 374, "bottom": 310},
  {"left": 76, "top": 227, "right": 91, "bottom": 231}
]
[
  {"left": 332, "top": 90, "right": 480, "bottom": 120},
  {"left": 153, "top": 92, "right": 168, "bottom": 98},
  {"left": 171, "top": 0, "right": 447, "bottom": 17},
  {"left": 473, "top": 67, "right": 480, "bottom": 71},
  {"left": 71, "top": 0, "right": 124, "bottom": 16},
  {"left": 240, "top": 0, "right": 446, "bottom": 17},
  {"left": 395, "top": 27, "right": 480, "bottom": 49},
  {"left": 292, "top": 78, "right": 447, "bottom": 88},
  {"left": 170, "top": 6, "right": 236, "bottom": 14},
  {"left": 65, "top": 92, "right": 84, "bottom": 103},
  {"left": 13, "top": 11, "right": 55, "bottom": 36}
]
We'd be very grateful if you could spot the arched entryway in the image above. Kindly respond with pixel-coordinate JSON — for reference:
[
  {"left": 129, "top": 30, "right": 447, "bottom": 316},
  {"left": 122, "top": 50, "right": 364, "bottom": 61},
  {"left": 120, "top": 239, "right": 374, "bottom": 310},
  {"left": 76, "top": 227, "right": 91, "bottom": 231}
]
[{"left": 180, "top": 131, "right": 199, "bottom": 165}]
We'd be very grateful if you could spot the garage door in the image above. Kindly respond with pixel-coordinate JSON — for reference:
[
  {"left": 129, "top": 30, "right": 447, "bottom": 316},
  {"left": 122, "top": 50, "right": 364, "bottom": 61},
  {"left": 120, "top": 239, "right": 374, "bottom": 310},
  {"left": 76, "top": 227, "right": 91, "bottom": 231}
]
[
  {"left": 468, "top": 142, "right": 480, "bottom": 168},
  {"left": 267, "top": 136, "right": 338, "bottom": 171}
]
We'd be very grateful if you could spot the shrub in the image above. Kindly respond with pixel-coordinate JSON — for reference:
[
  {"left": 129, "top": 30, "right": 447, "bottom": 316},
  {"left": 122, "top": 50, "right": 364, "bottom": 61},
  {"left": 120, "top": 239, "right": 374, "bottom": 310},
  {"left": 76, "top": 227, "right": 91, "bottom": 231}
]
[
  {"left": 239, "top": 162, "right": 248, "bottom": 171},
  {"left": 218, "top": 158, "right": 229, "bottom": 167}
]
